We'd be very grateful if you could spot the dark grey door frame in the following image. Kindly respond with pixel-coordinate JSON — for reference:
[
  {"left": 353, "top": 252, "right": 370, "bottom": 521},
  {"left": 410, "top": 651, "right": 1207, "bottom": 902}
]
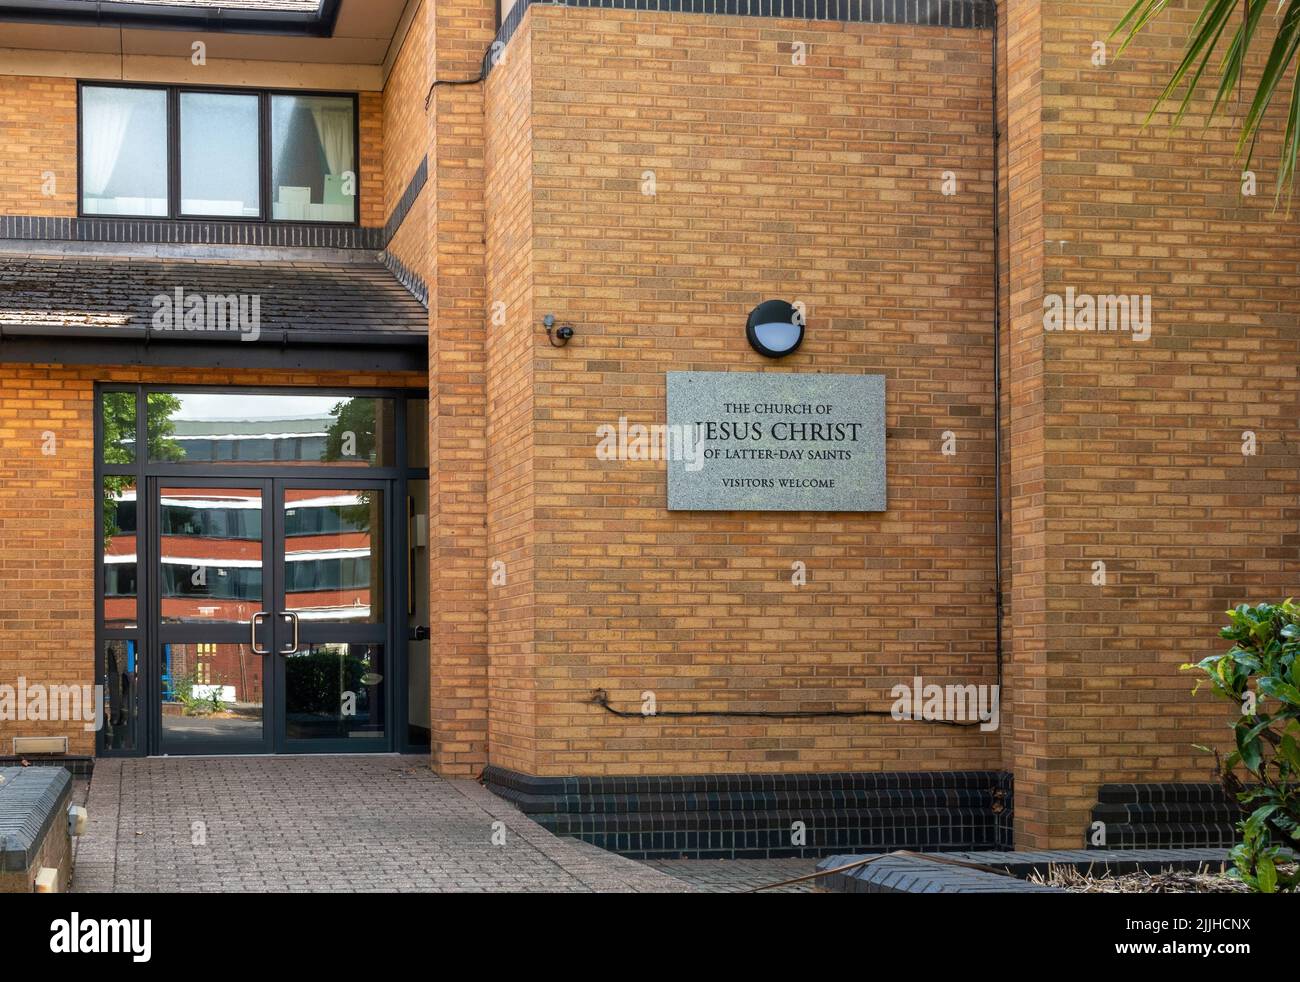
[
  {"left": 94, "top": 383, "right": 429, "bottom": 758},
  {"left": 146, "top": 475, "right": 398, "bottom": 756},
  {"left": 148, "top": 475, "right": 277, "bottom": 756},
  {"left": 270, "top": 476, "right": 395, "bottom": 755}
]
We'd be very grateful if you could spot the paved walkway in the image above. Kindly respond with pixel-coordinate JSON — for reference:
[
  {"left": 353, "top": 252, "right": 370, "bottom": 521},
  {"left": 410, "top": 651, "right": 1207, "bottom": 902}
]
[
  {"left": 74, "top": 757, "right": 692, "bottom": 893},
  {"left": 642, "top": 858, "right": 821, "bottom": 893}
]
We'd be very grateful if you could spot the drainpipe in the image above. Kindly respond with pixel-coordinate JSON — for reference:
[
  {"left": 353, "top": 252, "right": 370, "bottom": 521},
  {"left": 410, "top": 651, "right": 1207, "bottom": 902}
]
[{"left": 991, "top": 1, "right": 1005, "bottom": 691}]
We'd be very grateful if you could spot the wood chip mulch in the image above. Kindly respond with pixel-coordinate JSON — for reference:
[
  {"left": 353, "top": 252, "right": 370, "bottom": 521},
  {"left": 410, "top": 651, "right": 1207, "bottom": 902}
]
[{"left": 1028, "top": 864, "right": 1298, "bottom": 894}]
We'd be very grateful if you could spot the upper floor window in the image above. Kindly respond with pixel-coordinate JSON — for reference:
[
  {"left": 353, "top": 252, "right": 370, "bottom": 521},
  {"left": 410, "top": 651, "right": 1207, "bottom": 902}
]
[
  {"left": 81, "top": 86, "right": 169, "bottom": 217},
  {"left": 270, "top": 95, "right": 358, "bottom": 223},
  {"left": 179, "top": 91, "right": 261, "bottom": 218},
  {"left": 79, "top": 83, "right": 358, "bottom": 225}
]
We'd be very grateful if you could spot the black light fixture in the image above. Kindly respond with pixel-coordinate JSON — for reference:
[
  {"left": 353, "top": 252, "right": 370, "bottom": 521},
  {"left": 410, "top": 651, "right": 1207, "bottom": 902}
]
[
  {"left": 543, "top": 313, "right": 575, "bottom": 347},
  {"left": 746, "top": 300, "right": 804, "bottom": 358}
]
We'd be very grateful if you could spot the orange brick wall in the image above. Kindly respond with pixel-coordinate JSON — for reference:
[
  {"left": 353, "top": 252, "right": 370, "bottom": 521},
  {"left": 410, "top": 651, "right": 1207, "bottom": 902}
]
[
  {"left": 994, "top": 0, "right": 1014, "bottom": 777},
  {"left": 0, "top": 73, "right": 384, "bottom": 226},
  {"left": 485, "top": 16, "right": 538, "bottom": 775},
  {"left": 0, "top": 363, "right": 425, "bottom": 756},
  {"left": 1004, "top": 0, "right": 1051, "bottom": 834},
  {"left": 425, "top": 0, "right": 497, "bottom": 775},
  {"left": 386, "top": 195, "right": 429, "bottom": 278},
  {"left": 0, "top": 363, "right": 93, "bottom": 753},
  {"left": 382, "top": 4, "right": 431, "bottom": 277},
  {"left": 359, "top": 91, "right": 386, "bottom": 229},
  {"left": 5, "top": 1, "right": 1295, "bottom": 851},
  {"left": 383, "top": 6, "right": 429, "bottom": 220},
  {"left": 485, "top": 8, "right": 1002, "bottom": 777},
  {"left": 0, "top": 75, "right": 77, "bottom": 217},
  {"left": 1006, "top": 0, "right": 1300, "bottom": 846}
]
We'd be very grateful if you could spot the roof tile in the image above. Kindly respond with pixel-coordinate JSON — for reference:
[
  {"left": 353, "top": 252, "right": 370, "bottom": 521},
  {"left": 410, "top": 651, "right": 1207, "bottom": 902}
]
[{"left": 0, "top": 254, "right": 428, "bottom": 342}]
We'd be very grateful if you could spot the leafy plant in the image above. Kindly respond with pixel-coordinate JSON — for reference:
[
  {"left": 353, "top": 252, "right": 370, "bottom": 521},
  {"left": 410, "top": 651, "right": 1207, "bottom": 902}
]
[
  {"left": 166, "top": 667, "right": 226, "bottom": 717},
  {"left": 1184, "top": 600, "right": 1300, "bottom": 891},
  {"left": 101, "top": 391, "right": 186, "bottom": 550},
  {"left": 1112, "top": 1, "right": 1300, "bottom": 205},
  {"left": 284, "top": 649, "right": 371, "bottom": 716}
]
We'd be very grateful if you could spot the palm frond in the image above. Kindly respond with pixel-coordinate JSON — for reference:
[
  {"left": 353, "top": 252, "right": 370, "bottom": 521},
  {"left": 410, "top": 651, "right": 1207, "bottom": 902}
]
[
  {"left": 1111, "top": 0, "right": 1175, "bottom": 57},
  {"left": 1237, "top": 2, "right": 1300, "bottom": 163},
  {"left": 1113, "top": 0, "right": 1300, "bottom": 206},
  {"left": 1208, "top": 0, "right": 1271, "bottom": 122},
  {"left": 1276, "top": 22, "right": 1300, "bottom": 197}
]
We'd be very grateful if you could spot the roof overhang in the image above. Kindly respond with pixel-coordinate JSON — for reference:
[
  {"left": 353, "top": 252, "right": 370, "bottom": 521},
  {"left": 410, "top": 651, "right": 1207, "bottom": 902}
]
[
  {"left": 0, "top": 0, "right": 343, "bottom": 37},
  {"left": 0, "top": 0, "right": 415, "bottom": 84},
  {"left": 0, "top": 333, "right": 425, "bottom": 371},
  {"left": 0, "top": 247, "right": 429, "bottom": 371}
]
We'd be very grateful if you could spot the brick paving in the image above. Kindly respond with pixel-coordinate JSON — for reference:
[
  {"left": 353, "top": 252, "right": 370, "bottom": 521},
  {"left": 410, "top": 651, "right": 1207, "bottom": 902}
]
[
  {"left": 72, "top": 757, "right": 693, "bottom": 893},
  {"left": 641, "top": 858, "right": 823, "bottom": 893}
]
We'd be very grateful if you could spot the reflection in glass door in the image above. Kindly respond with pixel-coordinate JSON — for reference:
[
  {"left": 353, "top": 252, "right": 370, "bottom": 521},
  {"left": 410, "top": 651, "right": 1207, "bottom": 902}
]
[
  {"left": 155, "top": 482, "right": 272, "bottom": 754},
  {"left": 152, "top": 480, "right": 392, "bottom": 753},
  {"left": 274, "top": 484, "right": 388, "bottom": 749},
  {"left": 104, "top": 386, "right": 427, "bottom": 758}
]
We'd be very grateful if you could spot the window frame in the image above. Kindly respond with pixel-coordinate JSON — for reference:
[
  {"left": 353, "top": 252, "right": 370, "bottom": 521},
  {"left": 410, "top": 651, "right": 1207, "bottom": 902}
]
[
  {"left": 93, "top": 383, "right": 430, "bottom": 757},
  {"left": 175, "top": 85, "right": 266, "bottom": 222},
  {"left": 77, "top": 81, "right": 361, "bottom": 227},
  {"left": 76, "top": 81, "right": 171, "bottom": 222}
]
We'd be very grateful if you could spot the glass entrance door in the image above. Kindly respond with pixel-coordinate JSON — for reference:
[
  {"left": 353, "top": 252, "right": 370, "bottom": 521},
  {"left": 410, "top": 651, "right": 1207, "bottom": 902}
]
[
  {"left": 152, "top": 478, "right": 392, "bottom": 754},
  {"left": 273, "top": 482, "right": 389, "bottom": 751},
  {"left": 155, "top": 480, "right": 273, "bottom": 754}
]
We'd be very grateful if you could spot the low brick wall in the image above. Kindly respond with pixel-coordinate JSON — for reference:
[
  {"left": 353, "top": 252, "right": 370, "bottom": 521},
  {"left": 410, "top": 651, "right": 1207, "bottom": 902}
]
[
  {"left": 485, "top": 766, "right": 1013, "bottom": 859},
  {"left": 0, "top": 767, "right": 73, "bottom": 893},
  {"left": 1087, "top": 784, "right": 1239, "bottom": 849},
  {"left": 0, "top": 756, "right": 93, "bottom": 778}
]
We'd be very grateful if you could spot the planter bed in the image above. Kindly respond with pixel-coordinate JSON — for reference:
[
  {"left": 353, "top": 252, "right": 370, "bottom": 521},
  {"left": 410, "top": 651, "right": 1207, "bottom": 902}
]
[{"left": 815, "top": 848, "right": 1245, "bottom": 894}]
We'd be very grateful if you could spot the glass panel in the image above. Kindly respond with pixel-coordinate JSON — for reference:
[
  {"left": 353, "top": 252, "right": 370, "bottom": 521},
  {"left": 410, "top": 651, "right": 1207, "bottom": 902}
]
[
  {"left": 103, "top": 477, "right": 139, "bottom": 629},
  {"left": 159, "top": 487, "right": 263, "bottom": 625},
  {"left": 81, "top": 86, "right": 168, "bottom": 217},
  {"left": 161, "top": 641, "right": 264, "bottom": 751},
  {"left": 284, "top": 642, "right": 385, "bottom": 742},
  {"left": 144, "top": 392, "right": 188, "bottom": 463},
  {"left": 179, "top": 91, "right": 261, "bottom": 218},
  {"left": 101, "top": 391, "right": 136, "bottom": 464},
  {"left": 407, "top": 481, "right": 430, "bottom": 747},
  {"left": 283, "top": 488, "right": 383, "bottom": 624},
  {"left": 102, "top": 639, "right": 139, "bottom": 752},
  {"left": 148, "top": 392, "right": 396, "bottom": 466},
  {"left": 270, "top": 94, "right": 357, "bottom": 223}
]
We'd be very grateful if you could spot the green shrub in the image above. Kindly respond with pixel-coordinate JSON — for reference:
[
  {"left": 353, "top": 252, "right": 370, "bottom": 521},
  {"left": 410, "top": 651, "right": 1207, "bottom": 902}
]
[
  {"left": 166, "top": 667, "right": 226, "bottom": 717},
  {"left": 284, "top": 649, "right": 370, "bottom": 716},
  {"left": 1184, "top": 601, "right": 1300, "bottom": 892}
]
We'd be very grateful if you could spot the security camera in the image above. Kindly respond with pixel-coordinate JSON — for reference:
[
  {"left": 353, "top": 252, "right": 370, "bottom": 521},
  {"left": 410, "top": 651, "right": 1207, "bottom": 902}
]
[{"left": 544, "top": 314, "right": 575, "bottom": 347}]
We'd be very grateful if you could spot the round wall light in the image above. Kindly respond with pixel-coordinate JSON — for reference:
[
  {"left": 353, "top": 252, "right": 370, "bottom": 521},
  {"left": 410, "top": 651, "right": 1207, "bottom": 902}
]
[{"left": 746, "top": 300, "right": 804, "bottom": 358}]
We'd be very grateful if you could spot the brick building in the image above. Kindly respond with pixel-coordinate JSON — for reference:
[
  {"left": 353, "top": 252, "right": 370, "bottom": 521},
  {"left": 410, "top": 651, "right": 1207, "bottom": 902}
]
[{"left": 0, "top": 0, "right": 1293, "bottom": 856}]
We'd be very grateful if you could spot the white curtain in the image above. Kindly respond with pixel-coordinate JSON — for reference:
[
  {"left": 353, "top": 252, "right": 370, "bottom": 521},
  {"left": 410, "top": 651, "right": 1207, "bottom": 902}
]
[
  {"left": 83, "top": 95, "right": 135, "bottom": 196},
  {"left": 310, "top": 104, "right": 353, "bottom": 177}
]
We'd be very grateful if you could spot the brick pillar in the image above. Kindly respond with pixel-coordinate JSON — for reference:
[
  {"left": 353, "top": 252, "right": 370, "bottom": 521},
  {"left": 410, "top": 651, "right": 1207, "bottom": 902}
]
[
  {"left": 1000, "top": 0, "right": 1300, "bottom": 845},
  {"left": 1004, "top": 0, "right": 1057, "bottom": 847},
  {"left": 425, "top": 0, "right": 495, "bottom": 775}
]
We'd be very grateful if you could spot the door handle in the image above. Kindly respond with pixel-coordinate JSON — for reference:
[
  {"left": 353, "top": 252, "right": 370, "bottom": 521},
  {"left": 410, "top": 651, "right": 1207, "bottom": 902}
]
[
  {"left": 250, "top": 611, "right": 271, "bottom": 655},
  {"left": 278, "top": 611, "right": 300, "bottom": 655}
]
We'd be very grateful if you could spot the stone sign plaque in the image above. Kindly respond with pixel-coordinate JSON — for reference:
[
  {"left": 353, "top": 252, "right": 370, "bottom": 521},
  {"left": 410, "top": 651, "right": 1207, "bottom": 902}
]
[{"left": 665, "top": 372, "right": 886, "bottom": 512}]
